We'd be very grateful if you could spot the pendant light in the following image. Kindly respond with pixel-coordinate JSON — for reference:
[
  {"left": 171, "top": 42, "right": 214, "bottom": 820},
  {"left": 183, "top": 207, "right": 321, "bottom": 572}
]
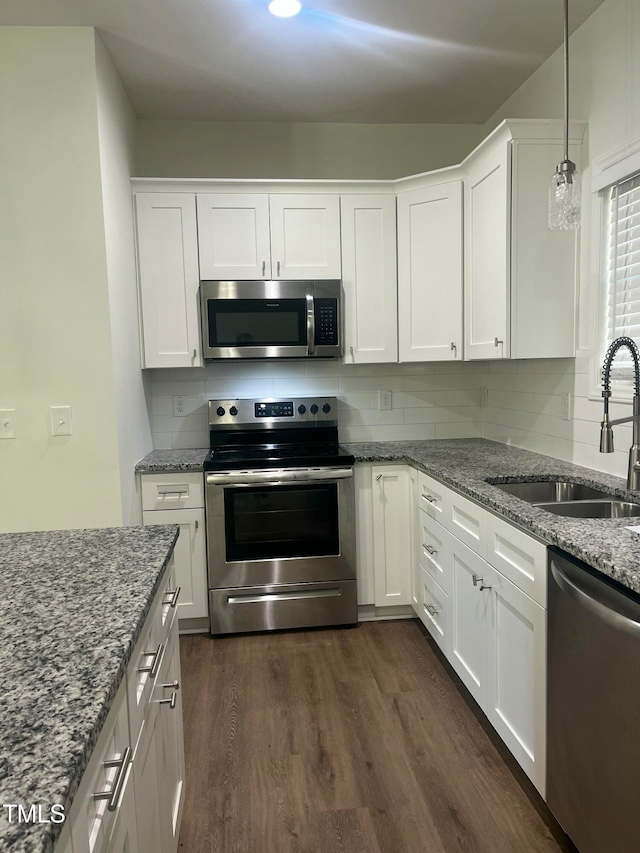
[{"left": 549, "top": 0, "right": 581, "bottom": 230}]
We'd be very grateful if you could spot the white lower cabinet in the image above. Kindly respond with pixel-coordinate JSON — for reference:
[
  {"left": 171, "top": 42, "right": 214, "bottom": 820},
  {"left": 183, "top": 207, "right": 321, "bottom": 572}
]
[
  {"left": 412, "top": 474, "right": 547, "bottom": 796},
  {"left": 140, "top": 473, "right": 208, "bottom": 622},
  {"left": 64, "top": 558, "right": 184, "bottom": 853},
  {"left": 372, "top": 465, "right": 413, "bottom": 607}
]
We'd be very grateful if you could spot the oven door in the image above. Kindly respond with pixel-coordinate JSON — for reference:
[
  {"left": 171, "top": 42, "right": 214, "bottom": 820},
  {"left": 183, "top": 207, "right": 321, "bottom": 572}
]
[
  {"left": 205, "top": 468, "right": 355, "bottom": 588},
  {"left": 201, "top": 280, "right": 311, "bottom": 359}
]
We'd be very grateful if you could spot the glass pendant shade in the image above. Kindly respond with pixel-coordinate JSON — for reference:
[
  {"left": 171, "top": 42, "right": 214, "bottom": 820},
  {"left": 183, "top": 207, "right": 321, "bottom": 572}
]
[{"left": 549, "top": 160, "right": 582, "bottom": 230}]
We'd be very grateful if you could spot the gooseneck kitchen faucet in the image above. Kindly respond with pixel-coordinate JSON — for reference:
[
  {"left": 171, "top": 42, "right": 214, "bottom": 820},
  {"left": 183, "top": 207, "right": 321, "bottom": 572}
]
[{"left": 600, "top": 336, "right": 640, "bottom": 490}]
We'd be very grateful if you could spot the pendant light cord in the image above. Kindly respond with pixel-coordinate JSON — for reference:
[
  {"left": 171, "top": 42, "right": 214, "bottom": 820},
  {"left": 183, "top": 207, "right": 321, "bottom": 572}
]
[{"left": 563, "top": 0, "right": 569, "bottom": 163}]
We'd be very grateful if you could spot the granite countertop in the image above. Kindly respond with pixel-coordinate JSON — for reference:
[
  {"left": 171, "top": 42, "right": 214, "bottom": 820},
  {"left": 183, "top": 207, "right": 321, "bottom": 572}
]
[
  {"left": 0, "top": 524, "right": 179, "bottom": 853},
  {"left": 135, "top": 440, "right": 640, "bottom": 595}
]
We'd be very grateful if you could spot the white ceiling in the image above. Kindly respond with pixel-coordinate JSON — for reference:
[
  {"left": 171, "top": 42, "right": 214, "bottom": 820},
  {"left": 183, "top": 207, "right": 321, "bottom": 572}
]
[{"left": 0, "top": 0, "right": 604, "bottom": 123}]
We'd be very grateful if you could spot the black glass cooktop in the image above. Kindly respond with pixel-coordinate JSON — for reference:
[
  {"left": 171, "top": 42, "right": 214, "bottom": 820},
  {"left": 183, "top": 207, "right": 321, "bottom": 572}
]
[{"left": 203, "top": 442, "right": 354, "bottom": 472}]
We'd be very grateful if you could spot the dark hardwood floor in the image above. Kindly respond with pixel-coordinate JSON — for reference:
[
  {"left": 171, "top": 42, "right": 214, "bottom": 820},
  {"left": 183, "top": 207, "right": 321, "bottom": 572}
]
[{"left": 178, "top": 620, "right": 575, "bottom": 853}]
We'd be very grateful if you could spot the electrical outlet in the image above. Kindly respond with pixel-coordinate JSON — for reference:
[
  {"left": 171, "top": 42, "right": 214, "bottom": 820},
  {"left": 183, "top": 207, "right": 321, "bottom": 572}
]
[
  {"left": 0, "top": 409, "right": 16, "bottom": 439},
  {"left": 561, "top": 392, "right": 572, "bottom": 421},
  {"left": 173, "top": 396, "right": 186, "bottom": 417},
  {"left": 379, "top": 390, "right": 392, "bottom": 411},
  {"left": 51, "top": 406, "right": 72, "bottom": 436}
]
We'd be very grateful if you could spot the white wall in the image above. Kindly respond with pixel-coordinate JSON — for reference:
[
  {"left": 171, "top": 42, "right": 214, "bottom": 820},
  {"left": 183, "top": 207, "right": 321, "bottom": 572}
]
[
  {"left": 95, "top": 35, "right": 153, "bottom": 525},
  {"left": 480, "top": 0, "right": 640, "bottom": 481},
  {"left": 0, "top": 27, "right": 123, "bottom": 532},
  {"left": 135, "top": 119, "right": 484, "bottom": 180},
  {"left": 147, "top": 361, "right": 484, "bottom": 448}
]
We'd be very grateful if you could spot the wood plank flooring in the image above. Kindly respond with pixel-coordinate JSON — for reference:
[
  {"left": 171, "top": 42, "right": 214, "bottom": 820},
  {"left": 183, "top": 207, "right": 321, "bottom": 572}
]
[{"left": 178, "top": 621, "right": 575, "bottom": 853}]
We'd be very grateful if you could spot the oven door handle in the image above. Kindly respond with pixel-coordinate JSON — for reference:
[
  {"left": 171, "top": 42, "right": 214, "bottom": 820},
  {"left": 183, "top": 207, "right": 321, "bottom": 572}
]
[{"left": 206, "top": 468, "right": 353, "bottom": 486}]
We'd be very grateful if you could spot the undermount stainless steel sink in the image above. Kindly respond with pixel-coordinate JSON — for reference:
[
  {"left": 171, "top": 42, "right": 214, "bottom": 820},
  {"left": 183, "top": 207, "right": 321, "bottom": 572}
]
[
  {"left": 490, "top": 480, "right": 614, "bottom": 503},
  {"left": 537, "top": 500, "right": 640, "bottom": 518}
]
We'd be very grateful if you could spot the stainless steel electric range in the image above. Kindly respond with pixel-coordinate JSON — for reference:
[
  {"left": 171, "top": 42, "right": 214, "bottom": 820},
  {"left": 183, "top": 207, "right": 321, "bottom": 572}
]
[{"left": 203, "top": 397, "right": 357, "bottom": 635}]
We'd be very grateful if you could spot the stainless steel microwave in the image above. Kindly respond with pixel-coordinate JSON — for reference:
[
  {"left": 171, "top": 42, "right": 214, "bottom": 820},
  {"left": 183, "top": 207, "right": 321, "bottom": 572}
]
[{"left": 200, "top": 280, "right": 342, "bottom": 359}]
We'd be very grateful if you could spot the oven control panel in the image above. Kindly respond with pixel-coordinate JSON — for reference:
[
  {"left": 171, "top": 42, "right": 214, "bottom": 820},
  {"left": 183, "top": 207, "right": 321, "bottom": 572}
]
[
  {"left": 255, "top": 402, "right": 293, "bottom": 418},
  {"left": 208, "top": 397, "right": 338, "bottom": 428}
]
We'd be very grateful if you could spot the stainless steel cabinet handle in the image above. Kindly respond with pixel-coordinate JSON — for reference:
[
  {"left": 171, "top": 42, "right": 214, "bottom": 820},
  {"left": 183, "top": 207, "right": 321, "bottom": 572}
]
[
  {"left": 262, "top": 260, "right": 266, "bottom": 276},
  {"left": 93, "top": 746, "right": 132, "bottom": 812},
  {"left": 376, "top": 474, "right": 382, "bottom": 481},
  {"left": 450, "top": 342, "right": 457, "bottom": 352},
  {"left": 159, "top": 692, "right": 178, "bottom": 710},
  {"left": 163, "top": 587, "right": 180, "bottom": 608},
  {"left": 423, "top": 494, "right": 437, "bottom": 503},
  {"left": 162, "top": 680, "right": 180, "bottom": 691},
  {"left": 426, "top": 604, "right": 439, "bottom": 616},
  {"left": 480, "top": 583, "right": 492, "bottom": 592},
  {"left": 350, "top": 345, "right": 354, "bottom": 358},
  {"left": 277, "top": 260, "right": 281, "bottom": 276},
  {"left": 195, "top": 519, "right": 199, "bottom": 530},
  {"left": 494, "top": 337, "right": 503, "bottom": 347},
  {"left": 138, "top": 643, "right": 164, "bottom": 677},
  {"left": 472, "top": 573, "right": 483, "bottom": 587},
  {"left": 424, "top": 545, "right": 438, "bottom": 555},
  {"left": 193, "top": 349, "right": 196, "bottom": 358}
]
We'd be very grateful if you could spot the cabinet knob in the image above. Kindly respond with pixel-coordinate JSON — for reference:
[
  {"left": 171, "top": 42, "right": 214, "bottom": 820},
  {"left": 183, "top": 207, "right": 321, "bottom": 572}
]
[
  {"left": 162, "top": 679, "right": 180, "bottom": 691},
  {"left": 472, "top": 573, "right": 483, "bottom": 587},
  {"left": 159, "top": 691, "right": 178, "bottom": 710},
  {"left": 480, "top": 584, "right": 492, "bottom": 592}
]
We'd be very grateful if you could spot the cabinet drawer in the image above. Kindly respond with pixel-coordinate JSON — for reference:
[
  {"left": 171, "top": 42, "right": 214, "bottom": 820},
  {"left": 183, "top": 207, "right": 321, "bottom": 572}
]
[
  {"left": 486, "top": 513, "right": 547, "bottom": 607},
  {"left": 417, "top": 471, "right": 448, "bottom": 521},
  {"left": 70, "top": 681, "right": 131, "bottom": 853},
  {"left": 418, "top": 566, "right": 451, "bottom": 658},
  {"left": 140, "top": 474, "right": 204, "bottom": 511},
  {"left": 418, "top": 511, "right": 452, "bottom": 594},
  {"left": 446, "top": 489, "right": 487, "bottom": 558}
]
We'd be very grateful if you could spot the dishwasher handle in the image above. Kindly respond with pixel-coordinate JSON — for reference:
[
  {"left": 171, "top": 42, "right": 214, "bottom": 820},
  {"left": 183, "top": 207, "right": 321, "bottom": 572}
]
[{"left": 551, "top": 558, "right": 640, "bottom": 639}]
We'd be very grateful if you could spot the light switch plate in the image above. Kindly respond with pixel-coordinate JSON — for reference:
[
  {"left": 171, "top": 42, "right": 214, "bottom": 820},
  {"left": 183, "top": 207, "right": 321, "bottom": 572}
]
[
  {"left": 0, "top": 409, "right": 16, "bottom": 439},
  {"left": 51, "top": 406, "right": 72, "bottom": 436}
]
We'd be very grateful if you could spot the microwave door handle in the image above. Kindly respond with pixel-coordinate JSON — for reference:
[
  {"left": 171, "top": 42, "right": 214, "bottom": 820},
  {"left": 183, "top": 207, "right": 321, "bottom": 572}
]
[{"left": 306, "top": 288, "right": 315, "bottom": 355}]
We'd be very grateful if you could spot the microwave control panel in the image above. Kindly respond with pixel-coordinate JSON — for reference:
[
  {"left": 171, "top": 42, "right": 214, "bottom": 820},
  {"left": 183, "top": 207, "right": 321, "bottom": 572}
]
[{"left": 314, "top": 299, "right": 338, "bottom": 346}]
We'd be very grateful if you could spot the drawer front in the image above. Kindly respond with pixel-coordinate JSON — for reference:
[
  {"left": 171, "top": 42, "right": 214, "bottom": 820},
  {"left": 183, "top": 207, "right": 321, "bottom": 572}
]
[
  {"left": 419, "top": 566, "right": 451, "bottom": 658},
  {"left": 418, "top": 511, "right": 452, "bottom": 594},
  {"left": 127, "top": 589, "right": 165, "bottom": 748},
  {"left": 140, "top": 473, "right": 204, "bottom": 511},
  {"left": 70, "top": 681, "right": 131, "bottom": 853},
  {"left": 486, "top": 513, "right": 547, "bottom": 607},
  {"left": 446, "top": 489, "right": 487, "bottom": 558},
  {"left": 417, "top": 471, "right": 448, "bottom": 521}
]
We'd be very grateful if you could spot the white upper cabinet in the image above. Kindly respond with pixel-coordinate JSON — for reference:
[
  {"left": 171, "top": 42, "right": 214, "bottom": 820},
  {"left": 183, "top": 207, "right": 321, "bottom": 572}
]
[
  {"left": 135, "top": 193, "right": 202, "bottom": 369},
  {"left": 268, "top": 194, "right": 341, "bottom": 279},
  {"left": 341, "top": 194, "right": 398, "bottom": 364},
  {"left": 196, "top": 192, "right": 341, "bottom": 281},
  {"left": 462, "top": 120, "right": 584, "bottom": 361},
  {"left": 397, "top": 176, "right": 463, "bottom": 362},
  {"left": 196, "top": 194, "right": 271, "bottom": 280}
]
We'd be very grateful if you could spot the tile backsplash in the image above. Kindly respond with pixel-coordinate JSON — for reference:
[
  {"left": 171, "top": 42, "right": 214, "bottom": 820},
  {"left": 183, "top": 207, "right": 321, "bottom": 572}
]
[{"left": 148, "top": 360, "right": 484, "bottom": 449}]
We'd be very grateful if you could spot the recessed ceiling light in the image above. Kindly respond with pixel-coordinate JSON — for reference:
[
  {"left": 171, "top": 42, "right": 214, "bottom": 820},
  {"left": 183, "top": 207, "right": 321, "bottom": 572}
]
[{"left": 268, "top": 0, "right": 302, "bottom": 17}]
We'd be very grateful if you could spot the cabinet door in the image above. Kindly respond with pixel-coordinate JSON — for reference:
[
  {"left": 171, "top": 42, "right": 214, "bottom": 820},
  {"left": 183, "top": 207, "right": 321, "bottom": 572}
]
[
  {"left": 487, "top": 568, "right": 546, "bottom": 796},
  {"left": 133, "top": 706, "right": 163, "bottom": 853},
  {"left": 450, "top": 539, "right": 492, "bottom": 708},
  {"left": 135, "top": 194, "right": 201, "bottom": 368},
  {"left": 419, "top": 565, "right": 451, "bottom": 658},
  {"left": 142, "top": 509, "right": 207, "bottom": 620},
  {"left": 397, "top": 181, "right": 463, "bottom": 362},
  {"left": 269, "top": 194, "right": 341, "bottom": 279},
  {"left": 341, "top": 194, "right": 398, "bottom": 363},
  {"left": 418, "top": 511, "right": 452, "bottom": 594},
  {"left": 464, "top": 139, "right": 511, "bottom": 360},
  {"left": 371, "top": 466, "right": 412, "bottom": 607},
  {"left": 354, "top": 463, "right": 375, "bottom": 606},
  {"left": 196, "top": 193, "right": 271, "bottom": 280},
  {"left": 156, "top": 626, "right": 185, "bottom": 853},
  {"left": 105, "top": 767, "right": 139, "bottom": 853}
]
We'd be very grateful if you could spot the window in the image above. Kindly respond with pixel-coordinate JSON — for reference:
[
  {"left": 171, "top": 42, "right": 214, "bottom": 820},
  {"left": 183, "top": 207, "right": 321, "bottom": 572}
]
[{"left": 598, "top": 171, "right": 640, "bottom": 394}]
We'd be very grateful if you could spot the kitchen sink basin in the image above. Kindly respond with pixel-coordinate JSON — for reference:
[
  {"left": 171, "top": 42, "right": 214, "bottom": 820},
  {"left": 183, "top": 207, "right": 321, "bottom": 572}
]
[
  {"left": 536, "top": 500, "right": 640, "bottom": 518},
  {"left": 490, "top": 480, "right": 614, "bottom": 503}
]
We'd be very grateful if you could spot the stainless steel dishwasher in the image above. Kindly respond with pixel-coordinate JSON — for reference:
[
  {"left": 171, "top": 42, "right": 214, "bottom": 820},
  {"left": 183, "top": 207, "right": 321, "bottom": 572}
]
[{"left": 548, "top": 548, "right": 640, "bottom": 853}]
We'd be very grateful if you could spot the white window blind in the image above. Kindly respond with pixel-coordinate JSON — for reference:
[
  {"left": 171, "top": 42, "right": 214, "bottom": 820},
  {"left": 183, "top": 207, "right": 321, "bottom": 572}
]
[{"left": 605, "top": 172, "right": 640, "bottom": 379}]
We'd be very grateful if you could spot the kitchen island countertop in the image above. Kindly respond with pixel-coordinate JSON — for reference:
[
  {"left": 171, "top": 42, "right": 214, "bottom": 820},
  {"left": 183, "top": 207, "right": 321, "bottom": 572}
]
[
  {"left": 0, "top": 524, "right": 179, "bottom": 853},
  {"left": 136, "top": 438, "right": 640, "bottom": 595}
]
